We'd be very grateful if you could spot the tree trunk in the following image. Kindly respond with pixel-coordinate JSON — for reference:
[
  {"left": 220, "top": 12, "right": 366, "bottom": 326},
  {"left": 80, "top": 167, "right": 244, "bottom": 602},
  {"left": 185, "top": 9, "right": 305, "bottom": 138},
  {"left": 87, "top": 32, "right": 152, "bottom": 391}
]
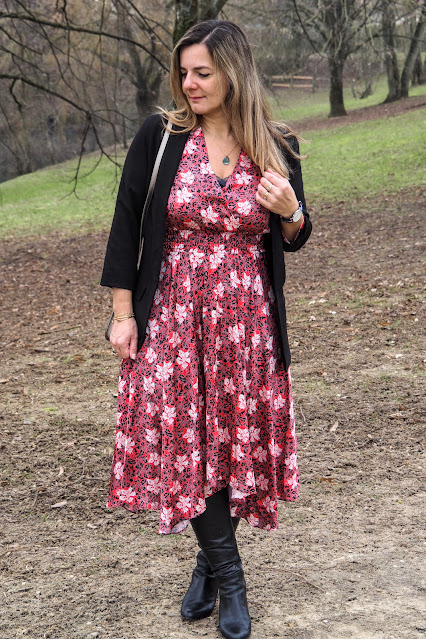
[
  {"left": 411, "top": 52, "right": 423, "bottom": 86},
  {"left": 382, "top": 0, "right": 400, "bottom": 103},
  {"left": 328, "top": 57, "right": 347, "bottom": 117},
  {"left": 400, "top": 0, "right": 426, "bottom": 98},
  {"left": 173, "top": 0, "right": 229, "bottom": 45}
]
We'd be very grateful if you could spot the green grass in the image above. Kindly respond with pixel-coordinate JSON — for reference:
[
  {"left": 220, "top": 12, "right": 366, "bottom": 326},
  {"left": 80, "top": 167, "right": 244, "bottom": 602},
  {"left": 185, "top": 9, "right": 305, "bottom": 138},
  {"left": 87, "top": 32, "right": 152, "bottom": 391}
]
[
  {"left": 273, "top": 79, "right": 426, "bottom": 123},
  {"left": 0, "top": 153, "right": 123, "bottom": 239},
  {"left": 0, "top": 85, "right": 424, "bottom": 239},
  {"left": 300, "top": 108, "right": 425, "bottom": 202}
]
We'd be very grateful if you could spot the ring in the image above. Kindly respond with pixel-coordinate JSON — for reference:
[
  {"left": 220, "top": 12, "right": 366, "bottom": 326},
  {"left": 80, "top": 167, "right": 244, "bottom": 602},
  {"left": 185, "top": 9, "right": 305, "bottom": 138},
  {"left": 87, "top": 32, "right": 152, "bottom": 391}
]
[
  {"left": 266, "top": 182, "right": 272, "bottom": 192},
  {"left": 264, "top": 189, "right": 269, "bottom": 199}
]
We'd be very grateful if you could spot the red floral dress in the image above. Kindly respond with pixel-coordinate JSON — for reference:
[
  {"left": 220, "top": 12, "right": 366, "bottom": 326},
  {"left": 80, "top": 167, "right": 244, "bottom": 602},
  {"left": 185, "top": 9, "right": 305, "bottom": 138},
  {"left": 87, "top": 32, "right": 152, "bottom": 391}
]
[{"left": 107, "top": 128, "right": 299, "bottom": 534}]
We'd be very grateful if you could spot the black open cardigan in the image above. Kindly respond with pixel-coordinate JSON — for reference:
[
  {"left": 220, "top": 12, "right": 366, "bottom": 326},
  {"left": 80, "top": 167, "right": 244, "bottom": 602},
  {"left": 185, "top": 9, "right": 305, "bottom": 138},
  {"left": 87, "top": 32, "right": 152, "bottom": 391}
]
[{"left": 101, "top": 114, "right": 312, "bottom": 370}]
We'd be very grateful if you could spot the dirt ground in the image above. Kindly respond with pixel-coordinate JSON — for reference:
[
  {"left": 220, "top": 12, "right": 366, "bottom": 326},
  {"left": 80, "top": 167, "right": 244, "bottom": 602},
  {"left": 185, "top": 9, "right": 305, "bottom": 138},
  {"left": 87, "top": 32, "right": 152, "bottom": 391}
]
[{"left": 1, "top": 98, "right": 425, "bottom": 639}]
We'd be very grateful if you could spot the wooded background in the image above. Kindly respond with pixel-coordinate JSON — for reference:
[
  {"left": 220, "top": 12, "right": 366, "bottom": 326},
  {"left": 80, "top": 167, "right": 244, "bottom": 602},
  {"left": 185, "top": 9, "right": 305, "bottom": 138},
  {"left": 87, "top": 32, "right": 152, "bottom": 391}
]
[{"left": 0, "top": 0, "right": 424, "bottom": 183}]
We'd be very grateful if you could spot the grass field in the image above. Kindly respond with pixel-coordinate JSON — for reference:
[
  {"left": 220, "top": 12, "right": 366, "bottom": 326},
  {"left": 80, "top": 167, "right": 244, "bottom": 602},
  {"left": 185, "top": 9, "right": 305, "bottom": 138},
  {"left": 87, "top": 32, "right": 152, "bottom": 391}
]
[{"left": 0, "top": 87, "right": 424, "bottom": 239}]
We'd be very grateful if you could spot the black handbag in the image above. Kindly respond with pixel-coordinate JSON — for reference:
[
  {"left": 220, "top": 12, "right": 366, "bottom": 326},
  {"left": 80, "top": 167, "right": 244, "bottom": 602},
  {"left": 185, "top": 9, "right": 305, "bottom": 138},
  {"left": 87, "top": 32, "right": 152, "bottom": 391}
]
[{"left": 105, "top": 120, "right": 171, "bottom": 341}]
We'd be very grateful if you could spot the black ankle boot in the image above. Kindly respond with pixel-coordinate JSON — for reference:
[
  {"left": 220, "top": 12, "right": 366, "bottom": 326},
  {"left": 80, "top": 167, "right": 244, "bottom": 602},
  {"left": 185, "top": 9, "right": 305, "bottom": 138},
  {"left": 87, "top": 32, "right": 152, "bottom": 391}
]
[
  {"left": 189, "top": 490, "right": 250, "bottom": 639},
  {"left": 181, "top": 517, "right": 240, "bottom": 621}
]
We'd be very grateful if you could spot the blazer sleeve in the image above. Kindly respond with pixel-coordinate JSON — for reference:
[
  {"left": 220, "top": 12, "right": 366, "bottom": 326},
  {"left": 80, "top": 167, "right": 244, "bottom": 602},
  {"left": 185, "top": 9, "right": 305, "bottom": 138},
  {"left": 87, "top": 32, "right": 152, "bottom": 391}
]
[
  {"left": 100, "top": 114, "right": 164, "bottom": 290},
  {"left": 275, "top": 136, "right": 312, "bottom": 253}
]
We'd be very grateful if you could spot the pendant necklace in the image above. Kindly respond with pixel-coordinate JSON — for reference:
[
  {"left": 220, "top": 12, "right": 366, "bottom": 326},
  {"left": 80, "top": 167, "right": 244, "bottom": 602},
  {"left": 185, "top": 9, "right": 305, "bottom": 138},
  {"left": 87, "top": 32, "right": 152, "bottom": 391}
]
[{"left": 205, "top": 130, "right": 239, "bottom": 165}]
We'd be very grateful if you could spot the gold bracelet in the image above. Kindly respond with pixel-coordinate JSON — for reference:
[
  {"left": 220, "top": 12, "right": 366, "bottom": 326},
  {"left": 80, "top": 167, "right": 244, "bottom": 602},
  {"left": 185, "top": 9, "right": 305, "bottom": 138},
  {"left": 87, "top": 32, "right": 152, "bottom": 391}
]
[{"left": 114, "top": 313, "right": 135, "bottom": 322}]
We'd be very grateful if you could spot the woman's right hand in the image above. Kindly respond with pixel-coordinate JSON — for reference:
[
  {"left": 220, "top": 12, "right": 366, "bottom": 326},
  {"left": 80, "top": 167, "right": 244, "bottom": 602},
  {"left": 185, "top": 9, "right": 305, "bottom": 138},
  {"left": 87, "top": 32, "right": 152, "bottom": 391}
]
[{"left": 110, "top": 317, "right": 138, "bottom": 360}]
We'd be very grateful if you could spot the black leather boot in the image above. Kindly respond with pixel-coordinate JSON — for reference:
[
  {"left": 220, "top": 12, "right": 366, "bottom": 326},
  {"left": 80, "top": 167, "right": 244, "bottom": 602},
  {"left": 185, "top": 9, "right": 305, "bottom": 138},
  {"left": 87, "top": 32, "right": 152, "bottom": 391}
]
[
  {"left": 181, "top": 517, "right": 240, "bottom": 620},
  {"left": 189, "top": 489, "right": 250, "bottom": 639}
]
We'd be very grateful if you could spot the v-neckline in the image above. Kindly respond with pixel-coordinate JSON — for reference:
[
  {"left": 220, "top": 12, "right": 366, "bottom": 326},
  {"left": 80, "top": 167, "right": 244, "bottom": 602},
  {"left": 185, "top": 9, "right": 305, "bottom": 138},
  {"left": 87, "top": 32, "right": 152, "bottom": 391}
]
[{"left": 198, "top": 127, "right": 242, "bottom": 187}]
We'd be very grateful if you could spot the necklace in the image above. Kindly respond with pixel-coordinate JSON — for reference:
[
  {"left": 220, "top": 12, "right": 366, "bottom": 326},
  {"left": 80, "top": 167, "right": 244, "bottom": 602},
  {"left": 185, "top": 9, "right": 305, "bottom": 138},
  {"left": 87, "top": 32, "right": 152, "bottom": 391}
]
[{"left": 204, "top": 129, "right": 239, "bottom": 165}]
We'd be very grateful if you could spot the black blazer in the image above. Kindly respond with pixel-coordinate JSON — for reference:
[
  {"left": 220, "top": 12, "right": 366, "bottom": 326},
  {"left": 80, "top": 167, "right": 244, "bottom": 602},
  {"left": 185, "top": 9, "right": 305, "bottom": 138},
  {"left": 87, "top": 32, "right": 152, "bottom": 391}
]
[{"left": 101, "top": 114, "right": 312, "bottom": 370}]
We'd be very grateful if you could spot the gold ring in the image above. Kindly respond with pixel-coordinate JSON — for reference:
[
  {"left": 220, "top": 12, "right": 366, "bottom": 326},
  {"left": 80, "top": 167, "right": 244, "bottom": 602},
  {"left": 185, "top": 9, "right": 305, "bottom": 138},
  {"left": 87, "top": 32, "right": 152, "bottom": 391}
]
[{"left": 264, "top": 189, "right": 269, "bottom": 199}]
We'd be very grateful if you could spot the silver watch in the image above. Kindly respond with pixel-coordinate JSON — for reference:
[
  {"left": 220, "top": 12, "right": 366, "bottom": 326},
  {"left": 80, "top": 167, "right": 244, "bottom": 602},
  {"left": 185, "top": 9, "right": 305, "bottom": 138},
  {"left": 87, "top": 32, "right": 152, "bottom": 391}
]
[{"left": 281, "top": 201, "right": 303, "bottom": 224}]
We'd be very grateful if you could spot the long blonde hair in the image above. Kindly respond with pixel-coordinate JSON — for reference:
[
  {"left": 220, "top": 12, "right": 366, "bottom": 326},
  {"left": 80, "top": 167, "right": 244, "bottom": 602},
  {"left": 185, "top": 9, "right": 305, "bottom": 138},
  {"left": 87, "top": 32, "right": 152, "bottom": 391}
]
[{"left": 162, "top": 20, "right": 301, "bottom": 178}]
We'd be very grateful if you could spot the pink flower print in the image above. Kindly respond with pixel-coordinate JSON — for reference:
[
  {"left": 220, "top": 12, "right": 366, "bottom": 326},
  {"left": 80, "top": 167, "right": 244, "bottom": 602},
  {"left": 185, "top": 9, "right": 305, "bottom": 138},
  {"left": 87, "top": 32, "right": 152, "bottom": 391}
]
[
  {"left": 213, "top": 281, "right": 225, "bottom": 299},
  {"left": 224, "top": 377, "right": 236, "bottom": 395},
  {"left": 254, "top": 275, "right": 264, "bottom": 296},
  {"left": 162, "top": 405, "right": 176, "bottom": 427},
  {"left": 235, "top": 171, "right": 252, "bottom": 185},
  {"left": 249, "top": 424, "right": 260, "bottom": 441},
  {"left": 218, "top": 426, "right": 231, "bottom": 443},
  {"left": 167, "top": 244, "right": 183, "bottom": 267},
  {"left": 180, "top": 169, "right": 195, "bottom": 185},
  {"left": 160, "top": 306, "right": 170, "bottom": 322},
  {"left": 193, "top": 378, "right": 199, "bottom": 393},
  {"left": 285, "top": 473, "right": 299, "bottom": 490},
  {"left": 183, "top": 275, "right": 191, "bottom": 292},
  {"left": 290, "top": 400, "right": 295, "bottom": 421},
  {"left": 169, "top": 480, "right": 182, "bottom": 495},
  {"left": 156, "top": 361, "right": 174, "bottom": 381},
  {"left": 260, "top": 303, "right": 270, "bottom": 317},
  {"left": 184, "top": 139, "right": 197, "bottom": 155},
  {"left": 224, "top": 215, "right": 241, "bottom": 231},
  {"left": 246, "top": 470, "right": 255, "bottom": 488},
  {"left": 173, "top": 304, "right": 187, "bottom": 325},
  {"left": 118, "top": 378, "right": 126, "bottom": 394},
  {"left": 200, "top": 161, "right": 214, "bottom": 175},
  {"left": 237, "top": 394, "right": 247, "bottom": 412},
  {"left": 148, "top": 452, "right": 160, "bottom": 466},
  {"left": 230, "top": 271, "right": 241, "bottom": 288},
  {"left": 216, "top": 336, "right": 223, "bottom": 351},
  {"left": 237, "top": 425, "right": 250, "bottom": 443},
  {"left": 228, "top": 324, "right": 240, "bottom": 344},
  {"left": 145, "top": 428, "right": 160, "bottom": 446},
  {"left": 123, "top": 435, "right": 135, "bottom": 454},
  {"left": 188, "top": 403, "right": 198, "bottom": 422},
  {"left": 268, "top": 439, "right": 283, "bottom": 458},
  {"left": 113, "top": 461, "right": 124, "bottom": 480},
  {"left": 247, "top": 397, "right": 257, "bottom": 415},
  {"left": 206, "top": 462, "right": 214, "bottom": 481},
  {"left": 251, "top": 331, "right": 261, "bottom": 348},
  {"left": 183, "top": 428, "right": 195, "bottom": 444},
  {"left": 191, "top": 450, "right": 201, "bottom": 466},
  {"left": 247, "top": 513, "right": 260, "bottom": 526},
  {"left": 231, "top": 443, "right": 244, "bottom": 461},
  {"left": 195, "top": 497, "right": 205, "bottom": 513},
  {"left": 147, "top": 319, "right": 159, "bottom": 339},
  {"left": 147, "top": 477, "right": 161, "bottom": 494},
  {"left": 145, "top": 347, "right": 157, "bottom": 363},
  {"left": 245, "top": 346, "right": 251, "bottom": 361},
  {"left": 211, "top": 304, "right": 223, "bottom": 326},
  {"left": 189, "top": 248, "right": 205, "bottom": 269},
  {"left": 259, "top": 385, "right": 272, "bottom": 402},
  {"left": 252, "top": 446, "right": 268, "bottom": 462},
  {"left": 177, "top": 349, "right": 191, "bottom": 372},
  {"left": 241, "top": 272, "right": 251, "bottom": 291},
  {"left": 117, "top": 486, "right": 136, "bottom": 504},
  {"left": 273, "top": 393, "right": 287, "bottom": 410},
  {"left": 236, "top": 200, "right": 252, "bottom": 216},
  {"left": 153, "top": 289, "right": 163, "bottom": 306},
  {"left": 143, "top": 376, "right": 155, "bottom": 394},
  {"left": 265, "top": 336, "right": 273, "bottom": 351},
  {"left": 175, "top": 455, "right": 189, "bottom": 473},
  {"left": 261, "top": 496, "right": 277, "bottom": 513},
  {"left": 146, "top": 401, "right": 159, "bottom": 417},
  {"left": 176, "top": 186, "right": 192, "bottom": 204},
  {"left": 285, "top": 453, "right": 298, "bottom": 471},
  {"left": 161, "top": 506, "right": 173, "bottom": 527},
  {"left": 168, "top": 332, "right": 181, "bottom": 349},
  {"left": 240, "top": 154, "right": 252, "bottom": 169},
  {"left": 209, "top": 245, "right": 226, "bottom": 270},
  {"left": 248, "top": 245, "right": 260, "bottom": 259},
  {"left": 176, "top": 494, "right": 191, "bottom": 514},
  {"left": 115, "top": 430, "right": 125, "bottom": 448},
  {"left": 268, "top": 356, "right": 277, "bottom": 374},
  {"left": 116, "top": 412, "right": 123, "bottom": 427},
  {"left": 256, "top": 473, "right": 269, "bottom": 491},
  {"left": 201, "top": 205, "right": 219, "bottom": 224}
]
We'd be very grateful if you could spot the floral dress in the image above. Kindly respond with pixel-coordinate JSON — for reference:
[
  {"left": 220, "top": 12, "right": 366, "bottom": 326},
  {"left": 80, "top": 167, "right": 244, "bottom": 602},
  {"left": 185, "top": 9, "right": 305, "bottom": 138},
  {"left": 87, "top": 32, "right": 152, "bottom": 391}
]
[{"left": 107, "top": 127, "right": 299, "bottom": 534}]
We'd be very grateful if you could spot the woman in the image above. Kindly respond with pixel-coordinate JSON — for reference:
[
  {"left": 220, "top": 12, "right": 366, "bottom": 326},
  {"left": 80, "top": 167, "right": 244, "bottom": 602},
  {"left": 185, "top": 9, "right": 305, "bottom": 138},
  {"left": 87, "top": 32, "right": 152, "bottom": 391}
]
[{"left": 101, "top": 19, "right": 311, "bottom": 639}]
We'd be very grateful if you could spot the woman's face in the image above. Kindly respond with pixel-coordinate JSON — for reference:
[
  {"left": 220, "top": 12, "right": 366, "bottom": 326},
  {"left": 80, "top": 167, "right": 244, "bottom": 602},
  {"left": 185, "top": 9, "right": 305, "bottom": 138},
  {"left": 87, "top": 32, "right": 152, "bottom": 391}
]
[{"left": 179, "top": 44, "right": 227, "bottom": 119}]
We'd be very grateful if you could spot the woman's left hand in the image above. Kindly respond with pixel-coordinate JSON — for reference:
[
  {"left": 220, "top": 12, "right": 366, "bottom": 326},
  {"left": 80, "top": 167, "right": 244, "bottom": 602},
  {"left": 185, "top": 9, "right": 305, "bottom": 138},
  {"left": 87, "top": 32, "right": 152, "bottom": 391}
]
[{"left": 255, "top": 169, "right": 299, "bottom": 219}]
